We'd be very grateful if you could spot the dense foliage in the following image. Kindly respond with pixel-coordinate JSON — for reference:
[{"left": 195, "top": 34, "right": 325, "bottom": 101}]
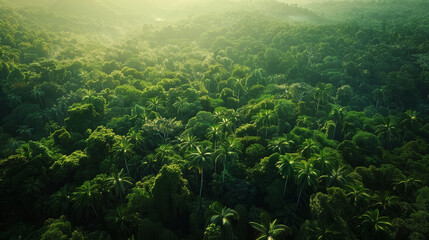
[{"left": 1, "top": 0, "right": 429, "bottom": 239}]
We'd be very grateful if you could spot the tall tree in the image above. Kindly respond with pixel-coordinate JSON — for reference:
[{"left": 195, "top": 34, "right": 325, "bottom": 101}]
[
  {"left": 207, "top": 125, "right": 222, "bottom": 150},
  {"left": 311, "top": 148, "right": 338, "bottom": 175},
  {"left": 252, "top": 109, "right": 275, "bottom": 138},
  {"left": 177, "top": 133, "right": 199, "bottom": 152},
  {"left": 31, "top": 87, "right": 45, "bottom": 107},
  {"left": 375, "top": 117, "right": 398, "bottom": 149},
  {"left": 371, "top": 191, "right": 399, "bottom": 214},
  {"left": 358, "top": 209, "right": 392, "bottom": 240},
  {"left": 299, "top": 139, "right": 319, "bottom": 159},
  {"left": 126, "top": 130, "right": 145, "bottom": 153},
  {"left": 329, "top": 105, "right": 345, "bottom": 140},
  {"left": 268, "top": 136, "right": 294, "bottom": 155},
  {"left": 399, "top": 110, "right": 420, "bottom": 143},
  {"left": 215, "top": 138, "right": 242, "bottom": 182},
  {"left": 393, "top": 173, "right": 421, "bottom": 195},
  {"left": 206, "top": 202, "right": 239, "bottom": 240},
  {"left": 48, "top": 184, "right": 73, "bottom": 217},
  {"left": 105, "top": 205, "right": 138, "bottom": 239},
  {"left": 107, "top": 169, "right": 133, "bottom": 202},
  {"left": 249, "top": 217, "right": 289, "bottom": 240},
  {"left": 188, "top": 146, "right": 212, "bottom": 197},
  {"left": 324, "top": 165, "right": 349, "bottom": 188},
  {"left": 314, "top": 82, "right": 333, "bottom": 112},
  {"left": 276, "top": 153, "right": 295, "bottom": 199},
  {"left": 72, "top": 181, "right": 100, "bottom": 221},
  {"left": 219, "top": 117, "right": 233, "bottom": 138},
  {"left": 113, "top": 137, "right": 135, "bottom": 174},
  {"left": 303, "top": 220, "right": 342, "bottom": 240},
  {"left": 295, "top": 161, "right": 319, "bottom": 207},
  {"left": 345, "top": 182, "right": 371, "bottom": 211},
  {"left": 154, "top": 144, "right": 174, "bottom": 162},
  {"left": 173, "top": 96, "right": 188, "bottom": 115}
]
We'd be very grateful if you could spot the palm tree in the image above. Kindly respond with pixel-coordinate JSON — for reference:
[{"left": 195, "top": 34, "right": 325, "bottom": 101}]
[
  {"left": 304, "top": 220, "right": 342, "bottom": 240},
  {"left": 371, "top": 191, "right": 399, "bottom": 214},
  {"left": 249, "top": 218, "right": 289, "bottom": 240},
  {"left": 358, "top": 209, "right": 392, "bottom": 240},
  {"left": 276, "top": 153, "right": 294, "bottom": 199},
  {"left": 107, "top": 169, "right": 133, "bottom": 202},
  {"left": 400, "top": 110, "right": 420, "bottom": 143},
  {"left": 345, "top": 182, "right": 371, "bottom": 210},
  {"left": 105, "top": 205, "right": 138, "bottom": 239},
  {"left": 228, "top": 109, "right": 241, "bottom": 132},
  {"left": 329, "top": 104, "right": 345, "bottom": 140},
  {"left": 72, "top": 181, "right": 100, "bottom": 221},
  {"left": 295, "top": 161, "right": 319, "bottom": 207},
  {"left": 393, "top": 173, "right": 421, "bottom": 195},
  {"left": 372, "top": 88, "right": 387, "bottom": 109},
  {"left": 81, "top": 88, "right": 97, "bottom": 101},
  {"left": 154, "top": 144, "right": 174, "bottom": 162},
  {"left": 324, "top": 165, "right": 349, "bottom": 188},
  {"left": 177, "top": 133, "right": 199, "bottom": 152},
  {"left": 206, "top": 202, "right": 239, "bottom": 240},
  {"left": 268, "top": 136, "right": 294, "bottom": 155},
  {"left": 219, "top": 117, "right": 233, "bottom": 138},
  {"left": 215, "top": 138, "right": 242, "bottom": 183},
  {"left": 314, "top": 82, "right": 333, "bottom": 112},
  {"left": 311, "top": 148, "right": 337, "bottom": 175},
  {"left": 144, "top": 117, "right": 182, "bottom": 143},
  {"left": 173, "top": 97, "right": 188, "bottom": 115},
  {"left": 207, "top": 125, "right": 222, "bottom": 150},
  {"left": 188, "top": 146, "right": 212, "bottom": 197},
  {"left": 375, "top": 117, "right": 397, "bottom": 148},
  {"left": 113, "top": 137, "right": 135, "bottom": 174},
  {"left": 126, "top": 130, "right": 145, "bottom": 153},
  {"left": 141, "top": 154, "right": 161, "bottom": 176},
  {"left": 146, "top": 96, "right": 165, "bottom": 113},
  {"left": 92, "top": 173, "right": 115, "bottom": 208},
  {"left": 212, "top": 110, "right": 226, "bottom": 122},
  {"left": 299, "top": 139, "right": 319, "bottom": 159},
  {"left": 31, "top": 87, "right": 45, "bottom": 107},
  {"left": 48, "top": 184, "right": 73, "bottom": 216},
  {"left": 252, "top": 109, "right": 274, "bottom": 137}
]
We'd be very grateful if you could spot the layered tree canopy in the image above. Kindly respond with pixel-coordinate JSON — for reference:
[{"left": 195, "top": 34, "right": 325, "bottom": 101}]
[{"left": 1, "top": 0, "right": 429, "bottom": 239}]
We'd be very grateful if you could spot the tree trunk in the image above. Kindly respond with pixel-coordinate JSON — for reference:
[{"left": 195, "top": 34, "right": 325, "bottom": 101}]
[
  {"left": 222, "top": 161, "right": 226, "bottom": 183},
  {"left": 91, "top": 201, "right": 98, "bottom": 217},
  {"left": 403, "top": 129, "right": 407, "bottom": 144},
  {"left": 265, "top": 126, "right": 268, "bottom": 138},
  {"left": 316, "top": 98, "right": 320, "bottom": 112},
  {"left": 282, "top": 177, "right": 288, "bottom": 199},
  {"left": 332, "top": 121, "right": 337, "bottom": 140},
  {"left": 296, "top": 187, "right": 303, "bottom": 207},
  {"left": 124, "top": 156, "right": 130, "bottom": 175},
  {"left": 199, "top": 169, "right": 204, "bottom": 197}
]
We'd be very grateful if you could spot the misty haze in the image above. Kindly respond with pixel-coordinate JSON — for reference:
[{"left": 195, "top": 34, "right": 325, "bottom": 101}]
[{"left": 0, "top": 0, "right": 428, "bottom": 239}]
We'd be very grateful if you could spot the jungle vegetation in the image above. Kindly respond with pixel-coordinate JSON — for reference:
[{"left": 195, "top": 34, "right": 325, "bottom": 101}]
[{"left": 0, "top": 0, "right": 429, "bottom": 239}]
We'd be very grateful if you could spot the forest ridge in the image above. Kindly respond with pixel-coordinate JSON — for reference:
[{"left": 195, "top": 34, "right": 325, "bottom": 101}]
[{"left": 0, "top": 0, "right": 429, "bottom": 239}]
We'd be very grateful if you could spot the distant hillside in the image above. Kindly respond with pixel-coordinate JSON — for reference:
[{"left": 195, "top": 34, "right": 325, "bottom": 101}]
[
  {"left": 47, "top": 0, "right": 115, "bottom": 19},
  {"left": 301, "top": 0, "right": 429, "bottom": 28},
  {"left": 3, "top": 0, "right": 54, "bottom": 8},
  {"left": 1, "top": 0, "right": 326, "bottom": 27}
]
